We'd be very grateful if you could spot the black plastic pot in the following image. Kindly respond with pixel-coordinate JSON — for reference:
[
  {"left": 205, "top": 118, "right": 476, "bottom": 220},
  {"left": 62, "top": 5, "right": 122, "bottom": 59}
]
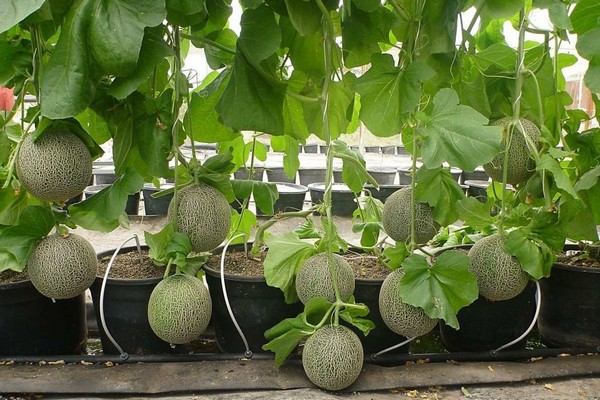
[
  {"left": 233, "top": 166, "right": 264, "bottom": 181},
  {"left": 364, "top": 146, "right": 380, "bottom": 153},
  {"left": 141, "top": 184, "right": 173, "bottom": 216},
  {"left": 439, "top": 280, "right": 537, "bottom": 352},
  {"left": 203, "top": 249, "right": 303, "bottom": 353},
  {"left": 538, "top": 247, "right": 600, "bottom": 348},
  {"left": 366, "top": 167, "right": 397, "bottom": 185},
  {"left": 256, "top": 183, "right": 307, "bottom": 216},
  {"left": 84, "top": 185, "right": 140, "bottom": 215},
  {"left": 93, "top": 165, "right": 116, "bottom": 185},
  {"left": 90, "top": 246, "right": 187, "bottom": 355},
  {"left": 363, "top": 184, "right": 405, "bottom": 203},
  {"left": 464, "top": 179, "right": 490, "bottom": 202},
  {"left": 308, "top": 182, "right": 357, "bottom": 216},
  {"left": 298, "top": 167, "right": 326, "bottom": 186},
  {"left": 460, "top": 167, "right": 489, "bottom": 185},
  {"left": 381, "top": 146, "right": 396, "bottom": 155},
  {"left": 303, "top": 143, "right": 318, "bottom": 153},
  {"left": 0, "top": 279, "right": 86, "bottom": 356},
  {"left": 353, "top": 278, "right": 409, "bottom": 354},
  {"left": 265, "top": 166, "right": 296, "bottom": 184}
]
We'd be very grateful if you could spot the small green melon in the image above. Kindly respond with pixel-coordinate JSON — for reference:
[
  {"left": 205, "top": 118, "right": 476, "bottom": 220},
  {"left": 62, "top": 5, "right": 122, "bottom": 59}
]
[
  {"left": 468, "top": 233, "right": 529, "bottom": 301},
  {"left": 382, "top": 187, "right": 438, "bottom": 245},
  {"left": 483, "top": 117, "right": 541, "bottom": 185},
  {"left": 378, "top": 268, "right": 438, "bottom": 337},
  {"left": 27, "top": 233, "right": 97, "bottom": 299},
  {"left": 148, "top": 274, "right": 212, "bottom": 344},
  {"left": 302, "top": 325, "right": 363, "bottom": 391},
  {"left": 168, "top": 183, "right": 231, "bottom": 252},
  {"left": 16, "top": 129, "right": 92, "bottom": 203},
  {"left": 295, "top": 253, "right": 355, "bottom": 304}
]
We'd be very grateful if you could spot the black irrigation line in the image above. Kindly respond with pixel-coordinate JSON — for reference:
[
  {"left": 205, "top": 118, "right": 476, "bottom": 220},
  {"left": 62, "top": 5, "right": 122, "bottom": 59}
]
[{"left": 2, "top": 346, "right": 598, "bottom": 366}]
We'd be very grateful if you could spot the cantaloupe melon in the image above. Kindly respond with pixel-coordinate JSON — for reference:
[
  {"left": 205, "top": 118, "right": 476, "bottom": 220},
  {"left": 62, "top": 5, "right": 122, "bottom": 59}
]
[
  {"left": 468, "top": 233, "right": 529, "bottom": 301},
  {"left": 483, "top": 117, "right": 540, "bottom": 185},
  {"left": 27, "top": 233, "right": 97, "bottom": 299},
  {"left": 167, "top": 183, "right": 231, "bottom": 252},
  {"left": 295, "top": 253, "right": 355, "bottom": 304},
  {"left": 302, "top": 324, "right": 363, "bottom": 391},
  {"left": 382, "top": 187, "right": 438, "bottom": 244},
  {"left": 378, "top": 268, "right": 438, "bottom": 337},
  {"left": 16, "top": 129, "right": 92, "bottom": 203},
  {"left": 147, "top": 274, "right": 212, "bottom": 344}
]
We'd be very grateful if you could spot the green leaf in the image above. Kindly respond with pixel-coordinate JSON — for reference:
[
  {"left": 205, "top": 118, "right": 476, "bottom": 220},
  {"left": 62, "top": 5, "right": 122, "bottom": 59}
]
[
  {"left": 283, "top": 0, "right": 320, "bottom": 36},
  {"left": 303, "top": 79, "right": 354, "bottom": 140},
  {"left": 537, "top": 154, "right": 578, "bottom": 199},
  {"left": 570, "top": 0, "right": 600, "bottom": 35},
  {"left": 270, "top": 135, "right": 301, "bottom": 179},
  {"left": 294, "top": 219, "right": 322, "bottom": 240},
  {"left": 331, "top": 140, "right": 377, "bottom": 193},
  {"left": 0, "top": 187, "right": 34, "bottom": 226},
  {"left": 415, "top": 167, "right": 465, "bottom": 226},
  {"left": 353, "top": 54, "right": 435, "bottom": 137},
  {"left": 144, "top": 223, "right": 175, "bottom": 265},
  {"left": 505, "top": 229, "right": 554, "bottom": 280},
  {"left": 229, "top": 208, "right": 257, "bottom": 244},
  {"left": 133, "top": 94, "right": 172, "bottom": 178},
  {"left": 382, "top": 242, "right": 408, "bottom": 271},
  {"left": 40, "top": 0, "right": 95, "bottom": 119},
  {"left": 263, "top": 325, "right": 313, "bottom": 366},
  {"left": 417, "top": 88, "right": 502, "bottom": 171},
  {"left": 238, "top": 4, "right": 281, "bottom": 64},
  {"left": 184, "top": 71, "right": 240, "bottom": 143},
  {"left": 0, "top": 0, "right": 46, "bottom": 33},
  {"left": 68, "top": 168, "right": 145, "bottom": 232},
  {"left": 0, "top": 205, "right": 54, "bottom": 272},
  {"left": 455, "top": 197, "right": 495, "bottom": 230},
  {"left": 108, "top": 27, "right": 173, "bottom": 99},
  {"left": 253, "top": 181, "right": 279, "bottom": 216},
  {"left": 0, "top": 39, "right": 32, "bottom": 87},
  {"left": 474, "top": 43, "right": 516, "bottom": 71},
  {"left": 341, "top": 6, "right": 395, "bottom": 67},
  {"left": 339, "top": 301, "right": 374, "bottom": 335},
  {"left": 216, "top": 51, "right": 286, "bottom": 135},
  {"left": 263, "top": 232, "right": 318, "bottom": 303},
  {"left": 89, "top": 0, "right": 166, "bottom": 76},
  {"left": 480, "top": 0, "right": 524, "bottom": 19},
  {"left": 399, "top": 252, "right": 478, "bottom": 330},
  {"left": 203, "top": 28, "right": 237, "bottom": 69}
]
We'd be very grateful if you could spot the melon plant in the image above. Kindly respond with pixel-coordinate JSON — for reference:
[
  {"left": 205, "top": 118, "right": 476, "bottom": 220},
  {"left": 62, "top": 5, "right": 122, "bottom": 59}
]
[
  {"left": 148, "top": 273, "right": 212, "bottom": 344},
  {"left": 168, "top": 183, "right": 231, "bottom": 253},
  {"left": 27, "top": 232, "right": 97, "bottom": 299},
  {"left": 382, "top": 187, "right": 438, "bottom": 244},
  {"left": 483, "top": 117, "right": 541, "bottom": 185},
  {"left": 302, "top": 325, "right": 363, "bottom": 391},
  {"left": 16, "top": 129, "right": 92, "bottom": 203},
  {"left": 378, "top": 268, "right": 439, "bottom": 337},
  {"left": 468, "top": 233, "right": 529, "bottom": 301},
  {"left": 295, "top": 253, "right": 355, "bottom": 304}
]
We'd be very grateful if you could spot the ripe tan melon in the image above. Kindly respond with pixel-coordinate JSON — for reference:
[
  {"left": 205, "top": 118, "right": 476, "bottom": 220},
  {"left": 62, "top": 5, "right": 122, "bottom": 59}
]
[
  {"left": 378, "top": 268, "right": 438, "bottom": 337},
  {"left": 27, "top": 233, "right": 97, "bottom": 299},
  {"left": 295, "top": 253, "right": 355, "bottom": 304},
  {"left": 16, "top": 129, "right": 92, "bottom": 202},
  {"left": 483, "top": 117, "right": 541, "bottom": 185},
  {"left": 382, "top": 187, "right": 438, "bottom": 244},
  {"left": 147, "top": 274, "right": 212, "bottom": 344},
  {"left": 468, "top": 233, "right": 529, "bottom": 301},
  {"left": 168, "top": 183, "right": 231, "bottom": 252},
  {"left": 302, "top": 325, "right": 363, "bottom": 391}
]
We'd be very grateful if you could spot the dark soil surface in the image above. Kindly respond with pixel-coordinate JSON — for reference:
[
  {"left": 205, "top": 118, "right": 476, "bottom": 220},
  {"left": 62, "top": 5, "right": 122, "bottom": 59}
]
[
  {"left": 557, "top": 251, "right": 600, "bottom": 269},
  {"left": 204, "top": 250, "right": 266, "bottom": 277},
  {"left": 343, "top": 252, "right": 390, "bottom": 280},
  {"left": 0, "top": 270, "right": 29, "bottom": 284},
  {"left": 98, "top": 249, "right": 164, "bottom": 279}
]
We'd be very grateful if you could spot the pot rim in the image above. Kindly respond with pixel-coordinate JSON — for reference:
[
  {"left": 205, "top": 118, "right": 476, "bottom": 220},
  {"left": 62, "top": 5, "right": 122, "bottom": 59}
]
[{"left": 96, "top": 245, "right": 164, "bottom": 284}]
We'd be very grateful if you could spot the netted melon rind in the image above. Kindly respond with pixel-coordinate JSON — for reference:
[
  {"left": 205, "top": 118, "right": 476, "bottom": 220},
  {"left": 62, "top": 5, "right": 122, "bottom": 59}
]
[
  {"left": 378, "top": 268, "right": 438, "bottom": 337},
  {"left": 295, "top": 253, "right": 355, "bottom": 304},
  {"left": 382, "top": 187, "right": 438, "bottom": 244},
  {"left": 16, "top": 130, "right": 92, "bottom": 202},
  {"left": 483, "top": 117, "right": 541, "bottom": 185},
  {"left": 167, "top": 183, "right": 231, "bottom": 253},
  {"left": 468, "top": 233, "right": 529, "bottom": 301},
  {"left": 148, "top": 274, "right": 212, "bottom": 344},
  {"left": 27, "top": 233, "right": 97, "bottom": 299},
  {"left": 302, "top": 325, "right": 364, "bottom": 391}
]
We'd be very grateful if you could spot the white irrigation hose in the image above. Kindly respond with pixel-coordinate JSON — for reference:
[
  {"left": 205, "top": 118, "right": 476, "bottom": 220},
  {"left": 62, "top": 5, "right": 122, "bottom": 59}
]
[
  {"left": 371, "top": 336, "right": 416, "bottom": 359},
  {"left": 99, "top": 235, "right": 143, "bottom": 360}
]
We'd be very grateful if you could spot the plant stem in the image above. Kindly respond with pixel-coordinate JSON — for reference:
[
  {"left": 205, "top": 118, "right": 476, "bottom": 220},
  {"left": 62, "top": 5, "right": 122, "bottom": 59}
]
[
  {"left": 251, "top": 207, "right": 317, "bottom": 254},
  {"left": 170, "top": 25, "right": 184, "bottom": 230}
]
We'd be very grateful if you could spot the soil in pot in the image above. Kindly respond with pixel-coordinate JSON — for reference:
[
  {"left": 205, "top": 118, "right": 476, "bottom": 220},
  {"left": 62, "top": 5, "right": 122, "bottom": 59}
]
[
  {"left": 203, "top": 248, "right": 303, "bottom": 353},
  {"left": 90, "top": 247, "right": 187, "bottom": 355},
  {"left": 538, "top": 246, "right": 600, "bottom": 348},
  {"left": 343, "top": 253, "right": 409, "bottom": 354},
  {"left": 0, "top": 270, "right": 87, "bottom": 356}
]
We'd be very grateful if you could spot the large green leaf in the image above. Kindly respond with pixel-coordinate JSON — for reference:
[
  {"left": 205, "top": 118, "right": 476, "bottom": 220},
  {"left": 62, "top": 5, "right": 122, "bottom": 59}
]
[
  {"left": 270, "top": 135, "right": 300, "bottom": 180},
  {"left": 353, "top": 54, "right": 435, "bottom": 137},
  {"left": 303, "top": 79, "right": 354, "bottom": 140},
  {"left": 203, "top": 28, "right": 237, "bottom": 69},
  {"left": 505, "top": 229, "right": 555, "bottom": 280},
  {"left": 399, "top": 252, "right": 478, "bottom": 330},
  {"left": 0, "top": 205, "right": 54, "bottom": 272},
  {"left": 133, "top": 94, "right": 172, "bottom": 178},
  {"left": 0, "top": 0, "right": 46, "bottom": 33},
  {"left": 283, "top": 0, "right": 320, "bottom": 36},
  {"left": 40, "top": 0, "right": 95, "bottom": 119},
  {"left": 415, "top": 167, "right": 465, "bottom": 226},
  {"left": 331, "top": 140, "right": 377, "bottom": 193},
  {"left": 479, "top": 0, "right": 524, "bottom": 19},
  {"left": 0, "top": 40, "right": 32, "bottom": 86},
  {"left": 536, "top": 154, "right": 578, "bottom": 199},
  {"left": 238, "top": 4, "right": 280, "bottom": 64},
  {"left": 455, "top": 197, "right": 495, "bottom": 230},
  {"left": 68, "top": 168, "right": 145, "bottom": 232},
  {"left": 263, "top": 232, "right": 318, "bottom": 303},
  {"left": 570, "top": 0, "right": 600, "bottom": 35},
  {"left": 108, "top": 27, "right": 173, "bottom": 99},
  {"left": 216, "top": 51, "right": 286, "bottom": 134},
  {"left": 184, "top": 70, "right": 239, "bottom": 143},
  {"left": 417, "top": 88, "right": 502, "bottom": 171},
  {"left": 89, "top": 0, "right": 166, "bottom": 76},
  {"left": 282, "top": 20, "right": 325, "bottom": 80}
]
